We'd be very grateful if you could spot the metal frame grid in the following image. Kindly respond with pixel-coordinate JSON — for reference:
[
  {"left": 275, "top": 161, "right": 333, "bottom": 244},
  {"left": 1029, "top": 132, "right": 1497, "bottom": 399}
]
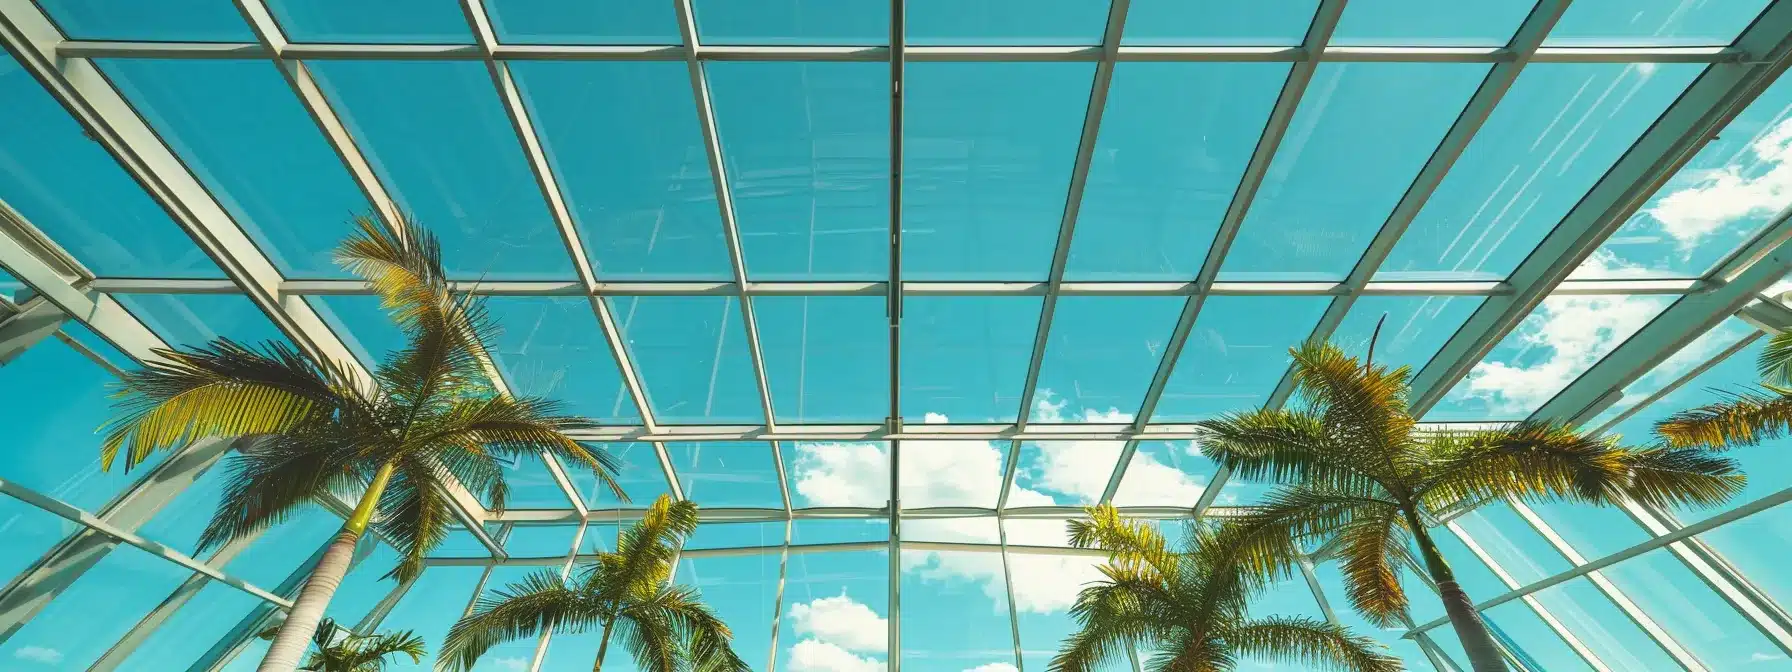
[{"left": 5, "top": 0, "right": 1792, "bottom": 670}]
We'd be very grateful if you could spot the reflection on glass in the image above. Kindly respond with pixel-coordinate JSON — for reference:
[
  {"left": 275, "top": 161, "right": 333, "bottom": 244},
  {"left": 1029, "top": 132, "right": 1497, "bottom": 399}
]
[
  {"left": 500, "top": 457, "right": 578, "bottom": 510},
  {"left": 1332, "top": 0, "right": 1534, "bottom": 45},
  {"left": 1449, "top": 505, "right": 1574, "bottom": 584},
  {"left": 1221, "top": 63, "right": 1487, "bottom": 280},
  {"left": 1548, "top": 0, "right": 1772, "bottom": 46},
  {"left": 908, "top": 0, "right": 1109, "bottom": 45},
  {"left": 512, "top": 61, "right": 733, "bottom": 279},
  {"left": 903, "top": 62, "right": 1094, "bottom": 279},
  {"left": 486, "top": 0, "right": 681, "bottom": 45},
  {"left": 1035, "top": 295, "right": 1185, "bottom": 416},
  {"left": 1124, "top": 0, "right": 1318, "bottom": 45},
  {"left": 1382, "top": 63, "right": 1700, "bottom": 281},
  {"left": 708, "top": 62, "right": 890, "bottom": 280},
  {"left": 1333, "top": 294, "right": 1484, "bottom": 372},
  {"left": 1, "top": 55, "right": 220, "bottom": 278},
  {"left": 1526, "top": 499, "right": 1649, "bottom": 560},
  {"left": 1699, "top": 504, "right": 1792, "bottom": 618},
  {"left": 37, "top": 0, "right": 253, "bottom": 40},
  {"left": 1428, "top": 293, "right": 1674, "bottom": 420},
  {"left": 669, "top": 442, "right": 784, "bottom": 508},
  {"left": 1067, "top": 62, "right": 1286, "bottom": 280},
  {"left": 308, "top": 60, "right": 574, "bottom": 280},
  {"left": 1581, "top": 317, "right": 1755, "bottom": 430},
  {"left": 267, "top": 0, "right": 474, "bottom": 43},
  {"left": 695, "top": 0, "right": 886, "bottom": 45},
  {"left": 900, "top": 549, "right": 1017, "bottom": 670},
  {"left": 1154, "top": 295, "right": 1328, "bottom": 420},
  {"left": 609, "top": 296, "right": 760, "bottom": 423},
  {"left": 0, "top": 338, "right": 166, "bottom": 513},
  {"left": 778, "top": 551, "right": 889, "bottom": 671},
  {"left": 755, "top": 296, "right": 888, "bottom": 423},
  {"left": 899, "top": 295, "right": 1040, "bottom": 423}
]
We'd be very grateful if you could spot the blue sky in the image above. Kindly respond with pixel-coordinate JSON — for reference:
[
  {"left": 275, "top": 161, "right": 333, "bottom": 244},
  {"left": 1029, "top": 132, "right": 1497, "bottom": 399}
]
[{"left": 6, "top": 0, "right": 1792, "bottom": 670}]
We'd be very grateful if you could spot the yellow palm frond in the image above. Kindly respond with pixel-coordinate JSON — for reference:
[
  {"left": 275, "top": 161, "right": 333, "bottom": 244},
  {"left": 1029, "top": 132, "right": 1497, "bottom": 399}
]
[
  {"left": 439, "top": 569, "right": 598, "bottom": 672},
  {"left": 1760, "top": 330, "right": 1792, "bottom": 386},
  {"left": 1332, "top": 512, "right": 1409, "bottom": 628},
  {"left": 1618, "top": 446, "right": 1744, "bottom": 509},
  {"left": 375, "top": 456, "right": 460, "bottom": 582},
  {"left": 1656, "top": 386, "right": 1792, "bottom": 449},
  {"left": 1195, "top": 409, "right": 1388, "bottom": 491},
  {"left": 1067, "top": 504, "right": 1177, "bottom": 582},
  {"left": 1416, "top": 420, "right": 1629, "bottom": 507},
  {"left": 1228, "top": 617, "right": 1403, "bottom": 672}
]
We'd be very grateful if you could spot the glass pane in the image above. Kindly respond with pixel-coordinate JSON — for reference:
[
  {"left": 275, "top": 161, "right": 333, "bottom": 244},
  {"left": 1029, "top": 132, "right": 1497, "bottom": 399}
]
[
  {"left": 1602, "top": 548, "right": 1778, "bottom": 669},
  {"left": 0, "top": 338, "right": 147, "bottom": 510},
  {"left": 1311, "top": 559, "right": 1458, "bottom": 671},
  {"left": 581, "top": 443, "right": 672, "bottom": 509},
  {"left": 1428, "top": 293, "right": 1674, "bottom": 420},
  {"left": 101, "top": 58, "right": 379, "bottom": 279},
  {"left": 221, "top": 505, "right": 342, "bottom": 586},
  {"left": 899, "top": 295, "right": 1040, "bottom": 423},
  {"left": 1482, "top": 600, "right": 1596, "bottom": 672},
  {"left": 908, "top": 0, "right": 1109, "bottom": 46},
  {"left": 374, "top": 566, "right": 489, "bottom": 669},
  {"left": 793, "top": 518, "right": 887, "bottom": 545},
  {"left": 486, "top": 0, "right": 681, "bottom": 45},
  {"left": 1010, "top": 552, "right": 1120, "bottom": 671},
  {"left": 903, "top": 62, "right": 1093, "bottom": 280},
  {"left": 609, "top": 296, "right": 761, "bottom": 423},
  {"left": 115, "top": 294, "right": 287, "bottom": 348},
  {"left": 709, "top": 62, "right": 890, "bottom": 280},
  {"left": 1382, "top": 63, "right": 1701, "bottom": 281},
  {"left": 1582, "top": 317, "right": 1755, "bottom": 429},
  {"left": 1700, "top": 503, "right": 1792, "bottom": 614},
  {"left": 902, "top": 438, "right": 1009, "bottom": 509},
  {"left": 679, "top": 555, "right": 779, "bottom": 670},
  {"left": 0, "top": 502, "right": 78, "bottom": 588},
  {"left": 36, "top": 0, "right": 254, "bottom": 41},
  {"left": 0, "top": 544, "right": 189, "bottom": 669},
  {"left": 502, "top": 523, "right": 577, "bottom": 556},
  {"left": 1334, "top": 294, "right": 1485, "bottom": 372},
  {"left": 1112, "top": 440, "right": 1214, "bottom": 507},
  {"left": 1221, "top": 63, "right": 1488, "bottom": 280},
  {"left": 512, "top": 61, "right": 732, "bottom": 279},
  {"left": 784, "top": 441, "right": 890, "bottom": 508},
  {"left": 779, "top": 552, "right": 890, "bottom": 671},
  {"left": 487, "top": 297, "right": 642, "bottom": 423},
  {"left": 1450, "top": 505, "right": 1574, "bottom": 583},
  {"left": 266, "top": 0, "right": 475, "bottom": 44},
  {"left": 1034, "top": 295, "right": 1184, "bottom": 415},
  {"left": 756, "top": 296, "right": 887, "bottom": 423},
  {"left": 685, "top": 522, "right": 784, "bottom": 550},
  {"left": 1333, "top": 0, "right": 1535, "bottom": 46},
  {"left": 137, "top": 465, "right": 237, "bottom": 556},
  {"left": 122, "top": 578, "right": 263, "bottom": 671},
  {"left": 1, "top": 55, "right": 219, "bottom": 279},
  {"left": 1582, "top": 72, "right": 1792, "bottom": 279},
  {"left": 1526, "top": 499, "right": 1649, "bottom": 559},
  {"left": 1066, "top": 62, "right": 1287, "bottom": 280},
  {"left": 695, "top": 0, "right": 886, "bottom": 45},
  {"left": 1124, "top": 0, "right": 1317, "bottom": 45},
  {"left": 1548, "top": 0, "right": 1773, "bottom": 46},
  {"left": 500, "top": 457, "right": 577, "bottom": 510},
  {"left": 1528, "top": 578, "right": 1681, "bottom": 670},
  {"left": 1153, "top": 295, "right": 1329, "bottom": 420},
  {"left": 900, "top": 549, "right": 1016, "bottom": 670},
  {"left": 1011, "top": 436, "right": 1122, "bottom": 507},
  {"left": 304, "top": 295, "right": 400, "bottom": 372},
  {"left": 669, "top": 442, "right": 784, "bottom": 508},
  {"left": 308, "top": 60, "right": 574, "bottom": 280}
]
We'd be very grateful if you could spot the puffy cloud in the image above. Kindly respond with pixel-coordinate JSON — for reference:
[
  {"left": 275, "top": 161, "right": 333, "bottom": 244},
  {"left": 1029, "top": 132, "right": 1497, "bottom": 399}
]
[
  {"left": 789, "top": 594, "right": 888, "bottom": 654},
  {"left": 1751, "top": 652, "right": 1786, "bottom": 662},
  {"left": 13, "top": 646, "right": 61, "bottom": 665},
  {"left": 966, "top": 664, "right": 1021, "bottom": 672},
  {"left": 788, "top": 639, "right": 884, "bottom": 672},
  {"left": 1646, "top": 115, "right": 1792, "bottom": 251},
  {"left": 1453, "top": 290, "right": 1670, "bottom": 415}
]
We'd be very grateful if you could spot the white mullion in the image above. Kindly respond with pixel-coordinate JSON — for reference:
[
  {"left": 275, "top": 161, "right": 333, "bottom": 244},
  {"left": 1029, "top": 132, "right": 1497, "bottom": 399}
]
[
  {"left": 1587, "top": 331, "right": 1760, "bottom": 436},
  {"left": 1618, "top": 500, "right": 1792, "bottom": 657},
  {"left": 999, "top": 518, "right": 1024, "bottom": 672},
  {"left": 767, "top": 517, "right": 791, "bottom": 672}
]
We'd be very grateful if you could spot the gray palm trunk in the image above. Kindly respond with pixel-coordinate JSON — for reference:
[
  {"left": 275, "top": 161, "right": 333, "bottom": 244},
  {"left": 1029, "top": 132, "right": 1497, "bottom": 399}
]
[
  {"left": 258, "top": 527, "right": 365, "bottom": 671},
  {"left": 592, "top": 620, "right": 614, "bottom": 672},
  {"left": 1404, "top": 507, "right": 1507, "bottom": 672}
]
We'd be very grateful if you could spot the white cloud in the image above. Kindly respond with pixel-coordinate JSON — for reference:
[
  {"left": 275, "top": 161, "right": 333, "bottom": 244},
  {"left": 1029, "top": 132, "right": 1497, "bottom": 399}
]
[
  {"left": 966, "top": 664, "right": 1020, "bottom": 672},
  {"left": 1644, "top": 115, "right": 1792, "bottom": 251},
  {"left": 788, "top": 639, "right": 884, "bottom": 672},
  {"left": 1751, "top": 651, "right": 1786, "bottom": 662},
  {"left": 1453, "top": 287, "right": 1670, "bottom": 414},
  {"left": 487, "top": 657, "right": 528, "bottom": 672},
  {"left": 13, "top": 646, "right": 62, "bottom": 665},
  {"left": 789, "top": 594, "right": 888, "bottom": 654}
]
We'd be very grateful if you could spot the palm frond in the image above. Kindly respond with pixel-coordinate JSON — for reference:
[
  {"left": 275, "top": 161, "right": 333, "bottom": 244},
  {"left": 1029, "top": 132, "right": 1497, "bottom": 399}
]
[
  {"left": 609, "top": 495, "right": 698, "bottom": 592},
  {"left": 102, "top": 340, "right": 360, "bottom": 470},
  {"left": 1415, "top": 420, "right": 1631, "bottom": 507},
  {"left": 417, "top": 395, "right": 625, "bottom": 503},
  {"left": 1289, "top": 341, "right": 1417, "bottom": 460},
  {"left": 1228, "top": 616, "right": 1403, "bottom": 672},
  {"left": 198, "top": 432, "right": 366, "bottom": 551},
  {"left": 1067, "top": 504, "right": 1177, "bottom": 583},
  {"left": 626, "top": 585, "right": 751, "bottom": 672},
  {"left": 615, "top": 608, "right": 680, "bottom": 672},
  {"left": 1331, "top": 510, "right": 1409, "bottom": 628},
  {"left": 1656, "top": 386, "right": 1792, "bottom": 449},
  {"left": 439, "top": 569, "right": 598, "bottom": 672},
  {"left": 1194, "top": 409, "right": 1387, "bottom": 492},
  {"left": 375, "top": 456, "right": 459, "bottom": 582},
  {"left": 1211, "top": 487, "right": 1398, "bottom": 584},
  {"left": 1051, "top": 578, "right": 1158, "bottom": 672},
  {"left": 1617, "top": 446, "right": 1745, "bottom": 509},
  {"left": 1760, "top": 330, "right": 1792, "bottom": 386},
  {"left": 340, "top": 628, "right": 427, "bottom": 670}
]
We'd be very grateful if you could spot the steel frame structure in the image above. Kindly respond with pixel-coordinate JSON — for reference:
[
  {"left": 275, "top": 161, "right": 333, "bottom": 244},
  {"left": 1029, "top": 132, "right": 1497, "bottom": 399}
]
[{"left": 4, "top": 0, "right": 1792, "bottom": 670}]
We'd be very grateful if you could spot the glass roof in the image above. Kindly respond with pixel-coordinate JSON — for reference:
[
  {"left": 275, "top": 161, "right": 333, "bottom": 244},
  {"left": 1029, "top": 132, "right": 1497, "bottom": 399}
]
[{"left": 5, "top": 1, "right": 1792, "bottom": 671}]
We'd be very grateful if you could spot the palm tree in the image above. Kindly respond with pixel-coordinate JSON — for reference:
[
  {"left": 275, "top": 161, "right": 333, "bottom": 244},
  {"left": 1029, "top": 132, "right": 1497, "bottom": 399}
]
[
  {"left": 1657, "top": 329, "right": 1792, "bottom": 449},
  {"left": 439, "top": 495, "right": 749, "bottom": 672},
  {"left": 99, "top": 217, "right": 624, "bottom": 672},
  {"left": 1052, "top": 505, "right": 1402, "bottom": 672},
  {"left": 1191, "top": 341, "right": 1743, "bottom": 672},
  {"left": 255, "top": 617, "right": 426, "bottom": 672}
]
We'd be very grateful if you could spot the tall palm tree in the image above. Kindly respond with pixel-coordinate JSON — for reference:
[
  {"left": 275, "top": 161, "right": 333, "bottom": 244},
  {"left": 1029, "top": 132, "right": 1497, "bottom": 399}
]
[
  {"left": 1657, "top": 329, "right": 1792, "bottom": 449},
  {"left": 439, "top": 495, "right": 749, "bottom": 672},
  {"left": 255, "top": 617, "right": 427, "bottom": 672},
  {"left": 1192, "top": 342, "right": 1743, "bottom": 672},
  {"left": 1052, "top": 505, "right": 1402, "bottom": 672},
  {"left": 100, "top": 217, "right": 624, "bottom": 672}
]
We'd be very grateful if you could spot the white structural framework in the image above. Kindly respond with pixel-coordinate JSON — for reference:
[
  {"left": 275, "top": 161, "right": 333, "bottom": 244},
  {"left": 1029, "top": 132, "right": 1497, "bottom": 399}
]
[{"left": 4, "top": 0, "right": 1792, "bottom": 670}]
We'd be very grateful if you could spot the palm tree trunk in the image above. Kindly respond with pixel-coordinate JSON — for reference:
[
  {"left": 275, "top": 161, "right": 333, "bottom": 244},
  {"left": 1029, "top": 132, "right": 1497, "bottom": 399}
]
[
  {"left": 259, "top": 461, "right": 397, "bottom": 672},
  {"left": 592, "top": 620, "right": 614, "bottom": 672},
  {"left": 1404, "top": 507, "right": 1507, "bottom": 672}
]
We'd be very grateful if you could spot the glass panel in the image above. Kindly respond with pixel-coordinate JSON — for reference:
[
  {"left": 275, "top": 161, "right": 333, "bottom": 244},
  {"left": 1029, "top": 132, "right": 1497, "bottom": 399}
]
[
  {"left": 669, "top": 442, "right": 784, "bottom": 508},
  {"left": 1010, "top": 552, "right": 1122, "bottom": 671},
  {"left": 1381, "top": 63, "right": 1702, "bottom": 281},
  {"left": 1427, "top": 293, "right": 1674, "bottom": 420},
  {"left": 1066, "top": 62, "right": 1287, "bottom": 280},
  {"left": 374, "top": 566, "right": 489, "bottom": 669},
  {"left": 792, "top": 518, "right": 886, "bottom": 545},
  {"left": 0, "top": 543, "right": 189, "bottom": 669},
  {"left": 1112, "top": 440, "right": 1214, "bottom": 507},
  {"left": 0, "top": 338, "right": 148, "bottom": 510},
  {"left": 1124, "top": 0, "right": 1317, "bottom": 45},
  {"left": 778, "top": 552, "right": 890, "bottom": 671},
  {"left": 1034, "top": 295, "right": 1184, "bottom": 415},
  {"left": 903, "top": 62, "right": 1094, "bottom": 280},
  {"left": 304, "top": 295, "right": 401, "bottom": 372},
  {"left": 122, "top": 578, "right": 263, "bottom": 671},
  {"left": 511, "top": 61, "right": 732, "bottom": 279},
  {"left": 488, "top": 297, "right": 642, "bottom": 424},
  {"left": 503, "top": 523, "right": 578, "bottom": 556},
  {"left": 1, "top": 54, "right": 220, "bottom": 278},
  {"left": 1700, "top": 503, "right": 1792, "bottom": 613},
  {"left": 1548, "top": 0, "right": 1773, "bottom": 46},
  {"left": 1011, "top": 436, "right": 1122, "bottom": 507},
  {"left": 609, "top": 296, "right": 760, "bottom": 423},
  {"left": 500, "top": 457, "right": 577, "bottom": 510},
  {"left": 433, "top": 525, "right": 494, "bottom": 557},
  {"left": 221, "top": 505, "right": 342, "bottom": 586},
  {"left": 581, "top": 443, "right": 672, "bottom": 509},
  {"left": 1582, "top": 317, "right": 1755, "bottom": 430},
  {"left": 1334, "top": 294, "right": 1485, "bottom": 372},
  {"left": 1482, "top": 600, "right": 1595, "bottom": 672},
  {"left": 308, "top": 60, "right": 574, "bottom": 280},
  {"left": 708, "top": 62, "right": 889, "bottom": 280},
  {"left": 908, "top": 0, "right": 1109, "bottom": 46},
  {"left": 0, "top": 502, "right": 77, "bottom": 589},
  {"left": 1601, "top": 548, "right": 1779, "bottom": 669},
  {"left": 904, "top": 516, "right": 997, "bottom": 544},
  {"left": 695, "top": 0, "right": 886, "bottom": 45},
  {"left": 101, "top": 58, "right": 380, "bottom": 278},
  {"left": 36, "top": 0, "right": 254, "bottom": 41},
  {"left": 1526, "top": 499, "right": 1649, "bottom": 560},
  {"left": 1582, "top": 73, "right": 1792, "bottom": 279},
  {"left": 1153, "top": 295, "right": 1329, "bottom": 420},
  {"left": 137, "top": 465, "right": 237, "bottom": 556},
  {"left": 0, "top": 267, "right": 19, "bottom": 301},
  {"left": 1311, "top": 559, "right": 1459, "bottom": 671},
  {"left": 899, "top": 295, "right": 1040, "bottom": 423},
  {"left": 116, "top": 294, "right": 287, "bottom": 349},
  {"left": 756, "top": 296, "right": 887, "bottom": 423},
  {"left": 784, "top": 441, "right": 890, "bottom": 508},
  {"left": 1220, "top": 63, "right": 1488, "bottom": 280},
  {"left": 685, "top": 522, "right": 784, "bottom": 550},
  {"left": 486, "top": 0, "right": 681, "bottom": 45},
  {"left": 900, "top": 549, "right": 1016, "bottom": 671},
  {"left": 1333, "top": 0, "right": 1535, "bottom": 46},
  {"left": 266, "top": 0, "right": 475, "bottom": 44},
  {"left": 1450, "top": 505, "right": 1575, "bottom": 584},
  {"left": 678, "top": 555, "right": 779, "bottom": 670},
  {"left": 902, "top": 438, "right": 1009, "bottom": 509},
  {"left": 60, "top": 322, "right": 136, "bottom": 372},
  {"left": 1528, "top": 578, "right": 1681, "bottom": 670}
]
